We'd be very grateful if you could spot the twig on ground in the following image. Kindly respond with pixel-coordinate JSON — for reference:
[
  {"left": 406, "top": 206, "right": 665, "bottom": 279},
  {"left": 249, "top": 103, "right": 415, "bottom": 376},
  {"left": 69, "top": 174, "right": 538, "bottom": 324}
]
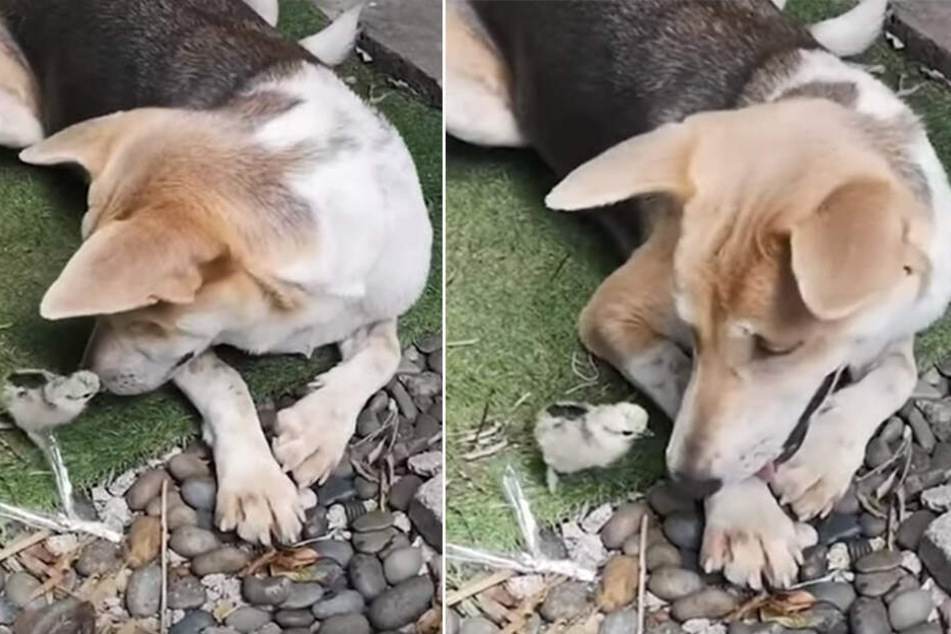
[
  {"left": 0, "top": 529, "right": 50, "bottom": 562},
  {"left": 160, "top": 480, "right": 169, "bottom": 634},
  {"left": 471, "top": 394, "right": 495, "bottom": 451},
  {"left": 509, "top": 392, "right": 532, "bottom": 412},
  {"left": 446, "top": 570, "right": 515, "bottom": 607},
  {"left": 0, "top": 432, "right": 29, "bottom": 463},
  {"left": 446, "top": 339, "right": 480, "bottom": 349},
  {"left": 462, "top": 440, "right": 509, "bottom": 461},
  {"left": 549, "top": 252, "right": 571, "bottom": 282},
  {"left": 0, "top": 323, "right": 11, "bottom": 330},
  {"left": 636, "top": 515, "right": 648, "bottom": 634}
]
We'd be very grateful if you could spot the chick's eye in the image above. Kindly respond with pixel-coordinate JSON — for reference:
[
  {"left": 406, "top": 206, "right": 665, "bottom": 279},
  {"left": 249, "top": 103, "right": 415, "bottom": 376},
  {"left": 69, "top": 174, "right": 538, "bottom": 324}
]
[{"left": 753, "top": 335, "right": 800, "bottom": 358}]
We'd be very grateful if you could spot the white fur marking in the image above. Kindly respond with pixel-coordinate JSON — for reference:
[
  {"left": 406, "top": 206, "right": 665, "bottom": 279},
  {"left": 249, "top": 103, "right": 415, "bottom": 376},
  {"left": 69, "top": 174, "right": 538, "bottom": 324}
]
[
  {"left": 299, "top": 4, "right": 363, "bottom": 67},
  {"left": 809, "top": 0, "right": 888, "bottom": 58}
]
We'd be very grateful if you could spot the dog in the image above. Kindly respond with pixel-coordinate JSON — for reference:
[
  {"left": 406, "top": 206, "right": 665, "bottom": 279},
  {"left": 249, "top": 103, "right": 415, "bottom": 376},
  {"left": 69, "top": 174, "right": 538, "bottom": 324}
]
[
  {"left": 447, "top": 0, "right": 951, "bottom": 588},
  {"left": 0, "top": 0, "right": 433, "bottom": 545}
]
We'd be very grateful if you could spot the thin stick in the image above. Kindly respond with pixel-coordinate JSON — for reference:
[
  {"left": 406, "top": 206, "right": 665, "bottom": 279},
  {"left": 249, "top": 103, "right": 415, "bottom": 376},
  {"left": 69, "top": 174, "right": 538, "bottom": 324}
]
[
  {"left": 446, "top": 570, "right": 515, "bottom": 607},
  {"left": 160, "top": 480, "right": 169, "bottom": 634},
  {"left": 636, "top": 515, "right": 648, "bottom": 634},
  {"left": 446, "top": 338, "right": 479, "bottom": 349},
  {"left": 0, "top": 529, "right": 49, "bottom": 562}
]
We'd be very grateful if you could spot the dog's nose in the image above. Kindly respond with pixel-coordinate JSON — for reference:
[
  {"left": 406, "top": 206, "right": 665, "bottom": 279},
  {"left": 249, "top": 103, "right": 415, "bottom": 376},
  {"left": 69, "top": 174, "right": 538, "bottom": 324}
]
[{"left": 668, "top": 471, "right": 723, "bottom": 498}]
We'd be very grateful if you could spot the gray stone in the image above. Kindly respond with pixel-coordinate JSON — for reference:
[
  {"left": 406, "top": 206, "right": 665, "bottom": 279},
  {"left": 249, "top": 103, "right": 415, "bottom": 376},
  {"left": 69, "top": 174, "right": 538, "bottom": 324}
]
[
  {"left": 316, "top": 477, "right": 357, "bottom": 506},
  {"left": 889, "top": 1, "right": 951, "bottom": 83},
  {"left": 169, "top": 526, "right": 219, "bottom": 558},
  {"left": 8, "top": 597, "right": 94, "bottom": 634},
  {"left": 281, "top": 582, "right": 324, "bottom": 609},
  {"left": 663, "top": 512, "right": 703, "bottom": 550},
  {"left": 934, "top": 442, "right": 951, "bottom": 470},
  {"left": 856, "top": 550, "right": 903, "bottom": 573},
  {"left": 383, "top": 546, "right": 422, "bottom": 584},
  {"left": 356, "top": 409, "right": 382, "bottom": 437},
  {"left": 923, "top": 485, "right": 951, "bottom": 513},
  {"left": 539, "top": 581, "right": 590, "bottom": 622},
  {"left": 850, "top": 597, "right": 891, "bottom": 634},
  {"left": 460, "top": 616, "right": 500, "bottom": 634},
  {"left": 308, "top": 559, "right": 346, "bottom": 588},
  {"left": 647, "top": 567, "right": 704, "bottom": 601},
  {"left": 648, "top": 483, "right": 696, "bottom": 517},
  {"left": 860, "top": 514, "right": 887, "bottom": 538},
  {"left": 601, "top": 504, "right": 650, "bottom": 550},
  {"left": 0, "top": 598, "right": 15, "bottom": 626},
  {"left": 75, "top": 540, "right": 119, "bottom": 577},
  {"left": 168, "top": 454, "right": 211, "bottom": 481},
  {"left": 311, "top": 590, "right": 366, "bottom": 618},
  {"left": 817, "top": 513, "right": 862, "bottom": 545},
  {"left": 916, "top": 399, "right": 951, "bottom": 442},
  {"left": 243, "top": 576, "right": 291, "bottom": 606},
  {"left": 5, "top": 572, "right": 44, "bottom": 610},
  {"left": 416, "top": 333, "right": 442, "bottom": 354},
  {"left": 866, "top": 437, "right": 893, "bottom": 469},
  {"left": 311, "top": 540, "right": 354, "bottom": 567},
  {"left": 407, "top": 452, "right": 442, "bottom": 478},
  {"left": 799, "top": 603, "right": 848, "bottom": 634},
  {"left": 800, "top": 545, "right": 829, "bottom": 582},
  {"left": 351, "top": 510, "right": 395, "bottom": 533},
  {"left": 409, "top": 473, "right": 443, "bottom": 551},
  {"left": 274, "top": 609, "right": 314, "bottom": 628},
  {"left": 126, "top": 564, "right": 162, "bottom": 617},
  {"left": 353, "top": 528, "right": 398, "bottom": 554},
  {"left": 834, "top": 486, "right": 861, "bottom": 515},
  {"left": 318, "top": 613, "right": 371, "bottom": 634},
  {"left": 855, "top": 569, "right": 902, "bottom": 597},
  {"left": 225, "top": 606, "right": 271, "bottom": 633},
  {"left": 167, "top": 576, "right": 206, "bottom": 610},
  {"left": 349, "top": 553, "right": 387, "bottom": 599},
  {"left": 899, "top": 510, "right": 936, "bottom": 550},
  {"left": 367, "top": 575, "right": 435, "bottom": 630},
  {"left": 180, "top": 477, "right": 216, "bottom": 511},
  {"left": 354, "top": 475, "right": 379, "bottom": 500},
  {"left": 388, "top": 381, "right": 417, "bottom": 420},
  {"left": 126, "top": 468, "right": 171, "bottom": 511},
  {"left": 170, "top": 610, "right": 215, "bottom": 634},
  {"left": 908, "top": 407, "right": 938, "bottom": 453},
  {"left": 400, "top": 372, "right": 441, "bottom": 400},
  {"left": 887, "top": 589, "right": 932, "bottom": 630},
  {"left": 303, "top": 505, "right": 329, "bottom": 540},
  {"left": 379, "top": 532, "right": 412, "bottom": 560},
  {"left": 191, "top": 547, "right": 250, "bottom": 576},
  {"left": 670, "top": 588, "right": 738, "bottom": 622},
  {"left": 388, "top": 475, "right": 424, "bottom": 511},
  {"left": 919, "top": 511, "right": 951, "bottom": 592},
  {"left": 600, "top": 609, "right": 637, "bottom": 634},
  {"left": 884, "top": 572, "right": 920, "bottom": 604},
  {"left": 167, "top": 505, "right": 199, "bottom": 531},
  {"left": 414, "top": 412, "right": 441, "bottom": 440},
  {"left": 646, "top": 544, "right": 683, "bottom": 571},
  {"left": 806, "top": 581, "right": 856, "bottom": 613},
  {"left": 900, "top": 624, "right": 942, "bottom": 634}
]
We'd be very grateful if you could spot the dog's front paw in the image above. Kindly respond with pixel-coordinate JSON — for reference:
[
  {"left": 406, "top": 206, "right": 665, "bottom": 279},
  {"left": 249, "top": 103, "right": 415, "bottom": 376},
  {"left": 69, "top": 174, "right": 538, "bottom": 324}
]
[
  {"left": 771, "top": 406, "right": 865, "bottom": 521},
  {"left": 273, "top": 393, "right": 356, "bottom": 488},
  {"left": 702, "top": 478, "right": 816, "bottom": 590},
  {"left": 216, "top": 452, "right": 304, "bottom": 546}
]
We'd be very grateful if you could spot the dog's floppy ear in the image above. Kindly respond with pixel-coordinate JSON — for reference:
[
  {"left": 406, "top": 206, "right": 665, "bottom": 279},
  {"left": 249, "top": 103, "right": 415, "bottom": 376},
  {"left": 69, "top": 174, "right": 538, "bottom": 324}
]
[
  {"left": 41, "top": 219, "right": 221, "bottom": 320},
  {"left": 790, "top": 179, "right": 927, "bottom": 321},
  {"left": 19, "top": 109, "right": 167, "bottom": 178},
  {"left": 545, "top": 122, "right": 696, "bottom": 211}
]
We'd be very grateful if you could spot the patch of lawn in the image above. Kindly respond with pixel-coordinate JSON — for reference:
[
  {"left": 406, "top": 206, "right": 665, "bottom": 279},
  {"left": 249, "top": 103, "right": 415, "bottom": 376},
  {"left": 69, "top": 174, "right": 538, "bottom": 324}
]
[
  {"left": 445, "top": 0, "right": 951, "bottom": 550},
  {"left": 0, "top": 0, "right": 441, "bottom": 509}
]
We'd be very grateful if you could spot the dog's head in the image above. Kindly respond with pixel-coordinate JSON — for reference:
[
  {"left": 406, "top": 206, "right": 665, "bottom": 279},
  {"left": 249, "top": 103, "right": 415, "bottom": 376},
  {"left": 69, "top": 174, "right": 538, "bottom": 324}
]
[
  {"left": 548, "top": 99, "right": 930, "bottom": 485},
  {"left": 22, "top": 107, "right": 316, "bottom": 394}
]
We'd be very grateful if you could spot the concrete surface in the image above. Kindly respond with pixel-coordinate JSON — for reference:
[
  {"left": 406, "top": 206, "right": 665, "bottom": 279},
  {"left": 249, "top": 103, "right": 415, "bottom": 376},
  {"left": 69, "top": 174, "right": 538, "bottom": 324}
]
[{"left": 889, "top": 1, "right": 951, "bottom": 80}]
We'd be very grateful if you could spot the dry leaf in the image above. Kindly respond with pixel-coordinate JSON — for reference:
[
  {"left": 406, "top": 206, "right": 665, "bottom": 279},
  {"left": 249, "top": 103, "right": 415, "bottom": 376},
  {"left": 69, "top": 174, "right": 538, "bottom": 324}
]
[
  {"left": 124, "top": 516, "right": 162, "bottom": 569},
  {"left": 268, "top": 548, "right": 320, "bottom": 575},
  {"left": 417, "top": 607, "right": 442, "bottom": 634},
  {"left": 597, "top": 555, "right": 638, "bottom": 612}
]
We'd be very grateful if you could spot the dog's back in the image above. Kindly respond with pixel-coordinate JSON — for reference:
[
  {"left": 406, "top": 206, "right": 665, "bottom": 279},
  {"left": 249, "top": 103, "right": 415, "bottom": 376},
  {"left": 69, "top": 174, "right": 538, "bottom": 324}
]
[
  {"left": 472, "top": 0, "right": 817, "bottom": 173},
  {"left": 0, "top": 0, "right": 310, "bottom": 133}
]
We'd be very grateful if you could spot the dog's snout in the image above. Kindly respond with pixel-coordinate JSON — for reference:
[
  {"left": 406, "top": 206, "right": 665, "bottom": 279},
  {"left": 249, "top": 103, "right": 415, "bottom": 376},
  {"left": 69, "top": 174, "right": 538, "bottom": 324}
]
[{"left": 668, "top": 471, "right": 722, "bottom": 498}]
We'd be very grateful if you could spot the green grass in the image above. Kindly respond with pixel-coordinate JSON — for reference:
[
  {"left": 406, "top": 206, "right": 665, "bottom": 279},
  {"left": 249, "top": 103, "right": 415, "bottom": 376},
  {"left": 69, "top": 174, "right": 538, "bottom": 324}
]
[
  {"left": 0, "top": 0, "right": 442, "bottom": 509},
  {"left": 445, "top": 0, "right": 951, "bottom": 550}
]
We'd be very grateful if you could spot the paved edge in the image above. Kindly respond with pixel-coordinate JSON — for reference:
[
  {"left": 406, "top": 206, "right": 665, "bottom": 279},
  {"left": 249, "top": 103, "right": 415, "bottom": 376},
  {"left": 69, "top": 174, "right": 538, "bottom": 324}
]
[{"left": 887, "top": 3, "right": 951, "bottom": 81}]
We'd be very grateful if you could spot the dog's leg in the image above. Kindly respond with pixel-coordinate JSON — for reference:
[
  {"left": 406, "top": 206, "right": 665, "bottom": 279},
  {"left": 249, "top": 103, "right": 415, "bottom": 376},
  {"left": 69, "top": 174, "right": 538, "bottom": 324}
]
[
  {"left": 772, "top": 336, "right": 916, "bottom": 520},
  {"left": 299, "top": 3, "right": 362, "bottom": 67},
  {"left": 702, "top": 477, "right": 817, "bottom": 590},
  {"left": 579, "top": 225, "right": 691, "bottom": 419},
  {"left": 244, "top": 0, "right": 279, "bottom": 27},
  {"left": 810, "top": 0, "right": 888, "bottom": 58},
  {"left": 273, "top": 318, "right": 401, "bottom": 487},
  {"left": 445, "top": 3, "right": 526, "bottom": 147},
  {"left": 173, "top": 351, "right": 303, "bottom": 545}
]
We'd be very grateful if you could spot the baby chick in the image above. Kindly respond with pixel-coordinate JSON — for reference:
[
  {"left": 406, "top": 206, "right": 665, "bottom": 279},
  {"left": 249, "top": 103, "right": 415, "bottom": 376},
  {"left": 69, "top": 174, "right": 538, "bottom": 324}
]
[
  {"left": 2, "top": 369, "right": 101, "bottom": 516},
  {"left": 534, "top": 401, "right": 649, "bottom": 492}
]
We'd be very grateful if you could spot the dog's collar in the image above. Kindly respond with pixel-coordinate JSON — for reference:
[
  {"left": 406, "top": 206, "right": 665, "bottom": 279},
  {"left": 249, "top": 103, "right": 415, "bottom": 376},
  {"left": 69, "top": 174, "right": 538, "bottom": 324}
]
[{"left": 776, "top": 366, "right": 849, "bottom": 465}]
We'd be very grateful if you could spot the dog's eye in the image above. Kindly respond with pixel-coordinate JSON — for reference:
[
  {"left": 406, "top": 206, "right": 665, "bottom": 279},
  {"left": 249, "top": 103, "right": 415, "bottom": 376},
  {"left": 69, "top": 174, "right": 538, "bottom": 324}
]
[{"left": 753, "top": 335, "right": 800, "bottom": 358}]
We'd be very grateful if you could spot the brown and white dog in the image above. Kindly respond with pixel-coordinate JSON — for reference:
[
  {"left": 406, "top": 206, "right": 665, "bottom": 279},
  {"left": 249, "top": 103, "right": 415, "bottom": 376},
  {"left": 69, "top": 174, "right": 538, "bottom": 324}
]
[
  {"left": 0, "top": 0, "right": 432, "bottom": 544},
  {"left": 447, "top": 0, "right": 951, "bottom": 587}
]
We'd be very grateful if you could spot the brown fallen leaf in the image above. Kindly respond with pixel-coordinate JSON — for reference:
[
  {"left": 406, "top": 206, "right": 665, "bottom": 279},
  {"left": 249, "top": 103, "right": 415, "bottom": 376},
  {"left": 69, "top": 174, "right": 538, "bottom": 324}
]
[
  {"left": 597, "top": 555, "right": 639, "bottom": 613},
  {"left": 417, "top": 607, "right": 442, "bottom": 634},
  {"left": 125, "top": 516, "right": 162, "bottom": 569},
  {"left": 268, "top": 548, "right": 320, "bottom": 575}
]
